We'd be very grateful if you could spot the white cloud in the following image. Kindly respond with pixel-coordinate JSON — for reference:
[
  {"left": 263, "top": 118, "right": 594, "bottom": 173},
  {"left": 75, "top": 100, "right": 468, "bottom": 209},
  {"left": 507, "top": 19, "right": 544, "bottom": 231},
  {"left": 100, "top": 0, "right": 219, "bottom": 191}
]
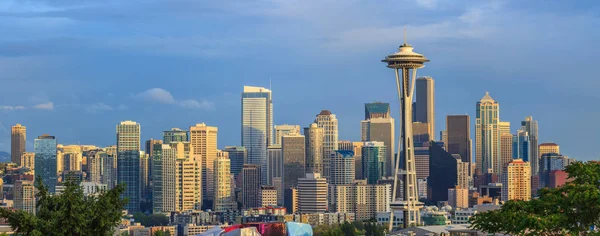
[
  {"left": 415, "top": 0, "right": 437, "bottom": 9},
  {"left": 0, "top": 105, "right": 25, "bottom": 111},
  {"left": 133, "top": 88, "right": 213, "bottom": 110},
  {"left": 33, "top": 102, "right": 54, "bottom": 110},
  {"left": 85, "top": 103, "right": 113, "bottom": 113}
]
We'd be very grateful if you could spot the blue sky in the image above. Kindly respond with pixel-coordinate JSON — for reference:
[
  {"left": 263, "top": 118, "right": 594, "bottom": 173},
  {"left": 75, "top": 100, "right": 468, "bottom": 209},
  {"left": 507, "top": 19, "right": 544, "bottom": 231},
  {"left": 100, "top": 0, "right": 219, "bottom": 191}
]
[{"left": 0, "top": 0, "right": 598, "bottom": 160}]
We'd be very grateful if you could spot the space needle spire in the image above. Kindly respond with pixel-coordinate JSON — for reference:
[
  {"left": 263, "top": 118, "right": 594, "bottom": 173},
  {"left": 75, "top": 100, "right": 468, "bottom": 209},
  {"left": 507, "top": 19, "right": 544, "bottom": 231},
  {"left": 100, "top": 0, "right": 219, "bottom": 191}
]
[{"left": 382, "top": 32, "right": 429, "bottom": 230}]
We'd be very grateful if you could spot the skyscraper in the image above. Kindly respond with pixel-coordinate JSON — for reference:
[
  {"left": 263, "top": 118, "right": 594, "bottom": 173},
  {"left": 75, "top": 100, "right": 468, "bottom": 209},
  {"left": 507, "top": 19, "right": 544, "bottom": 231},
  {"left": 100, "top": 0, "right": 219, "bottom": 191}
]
[
  {"left": 152, "top": 144, "right": 177, "bottom": 213},
  {"left": 365, "top": 102, "right": 390, "bottom": 119},
  {"left": 501, "top": 159, "right": 531, "bottom": 202},
  {"left": 11, "top": 124, "right": 26, "bottom": 165},
  {"left": 362, "top": 141, "right": 386, "bottom": 184},
  {"left": 315, "top": 110, "right": 338, "bottom": 179},
  {"left": 140, "top": 151, "right": 150, "bottom": 201},
  {"left": 446, "top": 115, "right": 471, "bottom": 163},
  {"left": 521, "top": 117, "right": 539, "bottom": 176},
  {"left": 499, "top": 121, "right": 512, "bottom": 177},
  {"left": 476, "top": 92, "right": 500, "bottom": 176},
  {"left": 427, "top": 141, "right": 458, "bottom": 203},
  {"left": 101, "top": 149, "right": 117, "bottom": 189},
  {"left": 282, "top": 132, "right": 305, "bottom": 189},
  {"left": 214, "top": 151, "right": 235, "bottom": 212},
  {"left": 267, "top": 145, "right": 283, "bottom": 186},
  {"left": 304, "top": 123, "right": 323, "bottom": 174},
  {"left": 14, "top": 180, "right": 35, "bottom": 215},
  {"left": 297, "top": 173, "right": 328, "bottom": 213},
  {"left": 330, "top": 182, "right": 391, "bottom": 221},
  {"left": 117, "top": 121, "right": 141, "bottom": 212},
  {"left": 189, "top": 123, "right": 218, "bottom": 207},
  {"left": 242, "top": 164, "right": 262, "bottom": 209},
  {"left": 87, "top": 150, "right": 103, "bottom": 184},
  {"left": 415, "top": 76, "right": 435, "bottom": 138},
  {"left": 145, "top": 139, "right": 162, "bottom": 183},
  {"left": 539, "top": 153, "right": 571, "bottom": 188},
  {"left": 163, "top": 128, "right": 189, "bottom": 144},
  {"left": 20, "top": 152, "right": 35, "bottom": 171},
  {"left": 34, "top": 134, "right": 58, "bottom": 193},
  {"left": 513, "top": 129, "right": 530, "bottom": 162},
  {"left": 274, "top": 125, "right": 300, "bottom": 146},
  {"left": 242, "top": 86, "right": 273, "bottom": 185},
  {"left": 171, "top": 142, "right": 202, "bottom": 211},
  {"left": 411, "top": 122, "right": 430, "bottom": 144},
  {"left": 329, "top": 150, "right": 355, "bottom": 185},
  {"left": 260, "top": 186, "right": 278, "bottom": 207},
  {"left": 361, "top": 117, "right": 395, "bottom": 177},
  {"left": 224, "top": 146, "right": 247, "bottom": 180},
  {"left": 539, "top": 143, "right": 559, "bottom": 157}
]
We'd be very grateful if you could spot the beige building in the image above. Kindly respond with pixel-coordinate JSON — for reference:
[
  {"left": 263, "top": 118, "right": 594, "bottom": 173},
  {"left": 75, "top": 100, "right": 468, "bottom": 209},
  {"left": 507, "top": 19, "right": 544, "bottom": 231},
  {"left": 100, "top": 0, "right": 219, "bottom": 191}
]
[
  {"left": 11, "top": 124, "right": 26, "bottom": 165},
  {"left": 274, "top": 124, "right": 301, "bottom": 146},
  {"left": 456, "top": 159, "right": 470, "bottom": 189},
  {"left": 448, "top": 186, "right": 469, "bottom": 209},
  {"left": 304, "top": 123, "right": 324, "bottom": 175},
  {"left": 87, "top": 150, "right": 103, "bottom": 183},
  {"left": 361, "top": 118, "right": 395, "bottom": 177},
  {"left": 189, "top": 123, "right": 218, "bottom": 204},
  {"left": 330, "top": 182, "right": 391, "bottom": 221},
  {"left": 14, "top": 180, "right": 35, "bottom": 215},
  {"left": 297, "top": 173, "right": 328, "bottom": 213},
  {"left": 502, "top": 159, "right": 531, "bottom": 202},
  {"left": 20, "top": 152, "right": 35, "bottom": 172},
  {"left": 213, "top": 151, "right": 235, "bottom": 212},
  {"left": 539, "top": 143, "right": 560, "bottom": 158},
  {"left": 170, "top": 142, "right": 202, "bottom": 211},
  {"left": 315, "top": 110, "right": 338, "bottom": 179},
  {"left": 260, "top": 186, "right": 278, "bottom": 207},
  {"left": 411, "top": 122, "right": 430, "bottom": 144},
  {"left": 499, "top": 121, "right": 512, "bottom": 176},
  {"left": 329, "top": 150, "right": 355, "bottom": 185},
  {"left": 476, "top": 92, "right": 500, "bottom": 176}
]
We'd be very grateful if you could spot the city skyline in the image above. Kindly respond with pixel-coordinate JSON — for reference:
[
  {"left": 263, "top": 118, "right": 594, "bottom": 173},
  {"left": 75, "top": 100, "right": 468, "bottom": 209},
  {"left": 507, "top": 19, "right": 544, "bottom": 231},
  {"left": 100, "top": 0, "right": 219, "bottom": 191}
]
[{"left": 0, "top": 0, "right": 597, "bottom": 161}]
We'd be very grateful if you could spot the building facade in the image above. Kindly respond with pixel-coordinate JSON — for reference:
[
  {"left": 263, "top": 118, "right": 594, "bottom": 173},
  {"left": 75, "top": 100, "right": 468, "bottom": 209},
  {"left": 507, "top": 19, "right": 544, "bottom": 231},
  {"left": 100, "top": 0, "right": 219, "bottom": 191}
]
[
  {"left": 415, "top": 76, "right": 435, "bottom": 139},
  {"left": 189, "top": 123, "right": 218, "bottom": 205},
  {"left": 446, "top": 115, "right": 471, "bottom": 163},
  {"left": 242, "top": 86, "right": 273, "bottom": 185},
  {"left": 163, "top": 128, "right": 189, "bottom": 144},
  {"left": 260, "top": 186, "right": 278, "bottom": 207},
  {"left": 314, "top": 110, "right": 338, "bottom": 179},
  {"left": 11, "top": 124, "right": 26, "bottom": 165},
  {"left": 331, "top": 183, "right": 391, "bottom": 221},
  {"left": 267, "top": 145, "right": 283, "bottom": 186},
  {"left": 34, "top": 134, "right": 58, "bottom": 193},
  {"left": 274, "top": 125, "right": 300, "bottom": 146},
  {"left": 501, "top": 159, "right": 531, "bottom": 202},
  {"left": 448, "top": 186, "right": 469, "bottom": 209},
  {"left": 117, "top": 121, "right": 141, "bottom": 212},
  {"left": 297, "top": 173, "right": 328, "bottom": 213},
  {"left": 499, "top": 121, "right": 512, "bottom": 177},
  {"left": 512, "top": 129, "right": 530, "bottom": 162},
  {"left": 152, "top": 144, "right": 177, "bottom": 213},
  {"left": 213, "top": 151, "right": 235, "bottom": 212},
  {"left": 476, "top": 92, "right": 500, "bottom": 176},
  {"left": 521, "top": 117, "right": 539, "bottom": 176},
  {"left": 362, "top": 141, "right": 386, "bottom": 184},
  {"left": 14, "top": 180, "right": 35, "bottom": 215},
  {"left": 224, "top": 146, "right": 247, "bottom": 180},
  {"left": 329, "top": 150, "right": 355, "bottom": 185},
  {"left": 242, "top": 164, "right": 262, "bottom": 209},
  {"left": 304, "top": 123, "right": 324, "bottom": 174},
  {"left": 361, "top": 117, "right": 395, "bottom": 177},
  {"left": 365, "top": 102, "right": 390, "bottom": 119},
  {"left": 282, "top": 133, "right": 305, "bottom": 189}
]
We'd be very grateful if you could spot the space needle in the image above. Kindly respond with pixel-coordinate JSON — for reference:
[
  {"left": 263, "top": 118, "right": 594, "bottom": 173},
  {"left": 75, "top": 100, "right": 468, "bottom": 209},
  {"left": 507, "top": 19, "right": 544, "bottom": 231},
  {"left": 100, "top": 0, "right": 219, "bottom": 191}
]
[{"left": 382, "top": 32, "right": 429, "bottom": 230}]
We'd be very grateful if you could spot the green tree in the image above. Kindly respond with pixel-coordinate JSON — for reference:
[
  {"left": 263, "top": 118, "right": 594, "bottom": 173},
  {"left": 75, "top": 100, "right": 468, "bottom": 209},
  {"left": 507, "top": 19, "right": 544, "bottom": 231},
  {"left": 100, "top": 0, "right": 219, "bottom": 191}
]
[
  {"left": 154, "top": 230, "right": 170, "bottom": 236},
  {"left": 470, "top": 161, "right": 600, "bottom": 235},
  {"left": 0, "top": 176, "right": 128, "bottom": 236}
]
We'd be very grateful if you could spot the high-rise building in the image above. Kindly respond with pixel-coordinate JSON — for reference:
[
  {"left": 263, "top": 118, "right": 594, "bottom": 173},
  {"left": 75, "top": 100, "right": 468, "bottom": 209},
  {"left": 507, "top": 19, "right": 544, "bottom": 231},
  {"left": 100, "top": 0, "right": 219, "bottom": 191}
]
[
  {"left": 361, "top": 117, "right": 395, "bottom": 177},
  {"left": 314, "top": 110, "right": 338, "bottom": 179},
  {"left": 224, "top": 146, "right": 247, "bottom": 180},
  {"left": 14, "top": 180, "right": 35, "bottom": 215},
  {"left": 476, "top": 92, "right": 500, "bottom": 176},
  {"left": 362, "top": 141, "right": 386, "bottom": 184},
  {"left": 329, "top": 150, "right": 355, "bottom": 185},
  {"left": 338, "top": 141, "right": 364, "bottom": 179},
  {"left": 273, "top": 177, "right": 284, "bottom": 206},
  {"left": 242, "top": 86, "right": 273, "bottom": 185},
  {"left": 20, "top": 152, "right": 35, "bottom": 172},
  {"left": 171, "top": 142, "right": 202, "bottom": 211},
  {"left": 365, "top": 102, "right": 390, "bottom": 119},
  {"left": 242, "top": 164, "right": 261, "bottom": 209},
  {"left": 11, "top": 124, "right": 26, "bottom": 165},
  {"left": 274, "top": 125, "right": 300, "bottom": 146},
  {"left": 117, "top": 120, "right": 141, "bottom": 212},
  {"left": 414, "top": 143, "right": 430, "bottom": 179},
  {"left": 297, "top": 173, "right": 328, "bottom": 213},
  {"left": 415, "top": 76, "right": 435, "bottom": 138},
  {"left": 456, "top": 159, "right": 470, "bottom": 189},
  {"left": 260, "top": 186, "right": 278, "bottom": 207},
  {"left": 411, "top": 122, "right": 430, "bottom": 144},
  {"left": 214, "top": 151, "right": 235, "bottom": 212},
  {"left": 501, "top": 159, "right": 531, "bottom": 202},
  {"left": 446, "top": 115, "right": 471, "bottom": 163},
  {"left": 267, "top": 145, "right": 283, "bottom": 186},
  {"left": 87, "top": 150, "right": 103, "bottom": 184},
  {"left": 521, "top": 117, "right": 539, "bottom": 176},
  {"left": 499, "top": 121, "right": 512, "bottom": 177},
  {"left": 330, "top": 182, "right": 391, "bottom": 221},
  {"left": 101, "top": 150, "right": 117, "bottom": 189},
  {"left": 513, "top": 129, "right": 530, "bottom": 162},
  {"left": 539, "top": 153, "right": 572, "bottom": 188},
  {"left": 140, "top": 151, "right": 150, "bottom": 201},
  {"left": 163, "top": 128, "right": 188, "bottom": 144},
  {"left": 428, "top": 141, "right": 458, "bottom": 203},
  {"left": 189, "top": 123, "right": 218, "bottom": 206},
  {"left": 282, "top": 132, "right": 305, "bottom": 189},
  {"left": 152, "top": 144, "right": 177, "bottom": 213},
  {"left": 284, "top": 188, "right": 298, "bottom": 214},
  {"left": 34, "top": 134, "right": 58, "bottom": 193},
  {"left": 304, "top": 123, "right": 324, "bottom": 174},
  {"left": 145, "top": 139, "right": 162, "bottom": 183},
  {"left": 62, "top": 152, "right": 82, "bottom": 172},
  {"left": 539, "top": 143, "right": 560, "bottom": 158},
  {"left": 448, "top": 186, "right": 469, "bottom": 209}
]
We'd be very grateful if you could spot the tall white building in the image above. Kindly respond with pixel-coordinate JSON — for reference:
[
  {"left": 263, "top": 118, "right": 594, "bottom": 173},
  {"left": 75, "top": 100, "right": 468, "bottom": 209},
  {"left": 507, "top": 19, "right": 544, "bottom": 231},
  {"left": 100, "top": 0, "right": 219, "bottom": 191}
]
[
  {"left": 170, "top": 142, "right": 202, "bottom": 211},
  {"left": 315, "top": 110, "right": 338, "bottom": 179},
  {"left": 214, "top": 151, "right": 235, "bottom": 212},
  {"left": 14, "top": 180, "right": 35, "bottom": 215},
  {"left": 297, "top": 173, "right": 328, "bottom": 213},
  {"left": 476, "top": 92, "right": 500, "bottom": 176},
  {"left": 242, "top": 86, "right": 273, "bottom": 184},
  {"left": 189, "top": 123, "right": 217, "bottom": 205},
  {"left": 330, "top": 182, "right": 391, "bottom": 221},
  {"left": 274, "top": 125, "right": 300, "bottom": 146},
  {"left": 152, "top": 144, "right": 177, "bottom": 213},
  {"left": 329, "top": 150, "right": 355, "bottom": 185},
  {"left": 116, "top": 120, "right": 141, "bottom": 212}
]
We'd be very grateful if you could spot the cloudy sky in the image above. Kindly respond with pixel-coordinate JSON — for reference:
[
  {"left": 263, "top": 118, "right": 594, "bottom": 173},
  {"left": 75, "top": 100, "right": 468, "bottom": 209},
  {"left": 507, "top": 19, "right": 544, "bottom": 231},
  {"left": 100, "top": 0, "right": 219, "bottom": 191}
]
[{"left": 0, "top": 0, "right": 598, "bottom": 160}]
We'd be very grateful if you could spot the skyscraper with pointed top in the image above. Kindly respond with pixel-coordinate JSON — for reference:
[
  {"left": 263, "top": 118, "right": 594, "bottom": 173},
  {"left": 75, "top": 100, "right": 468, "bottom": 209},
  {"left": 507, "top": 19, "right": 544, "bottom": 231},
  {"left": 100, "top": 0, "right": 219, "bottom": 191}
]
[
  {"left": 521, "top": 116, "right": 539, "bottom": 176},
  {"left": 315, "top": 110, "right": 338, "bottom": 180},
  {"left": 476, "top": 92, "right": 500, "bottom": 176},
  {"left": 242, "top": 86, "right": 273, "bottom": 184}
]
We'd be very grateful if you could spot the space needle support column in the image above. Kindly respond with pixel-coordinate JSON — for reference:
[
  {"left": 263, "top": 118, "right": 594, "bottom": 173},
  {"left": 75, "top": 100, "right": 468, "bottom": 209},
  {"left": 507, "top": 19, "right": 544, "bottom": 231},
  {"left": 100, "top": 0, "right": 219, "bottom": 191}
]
[{"left": 389, "top": 68, "right": 403, "bottom": 232}]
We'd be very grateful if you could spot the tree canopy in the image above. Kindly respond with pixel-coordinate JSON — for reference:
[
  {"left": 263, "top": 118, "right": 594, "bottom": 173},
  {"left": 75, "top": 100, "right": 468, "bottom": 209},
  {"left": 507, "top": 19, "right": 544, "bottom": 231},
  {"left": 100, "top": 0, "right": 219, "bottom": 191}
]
[
  {"left": 0, "top": 177, "right": 128, "bottom": 236},
  {"left": 313, "top": 221, "right": 386, "bottom": 236},
  {"left": 470, "top": 161, "right": 600, "bottom": 235}
]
